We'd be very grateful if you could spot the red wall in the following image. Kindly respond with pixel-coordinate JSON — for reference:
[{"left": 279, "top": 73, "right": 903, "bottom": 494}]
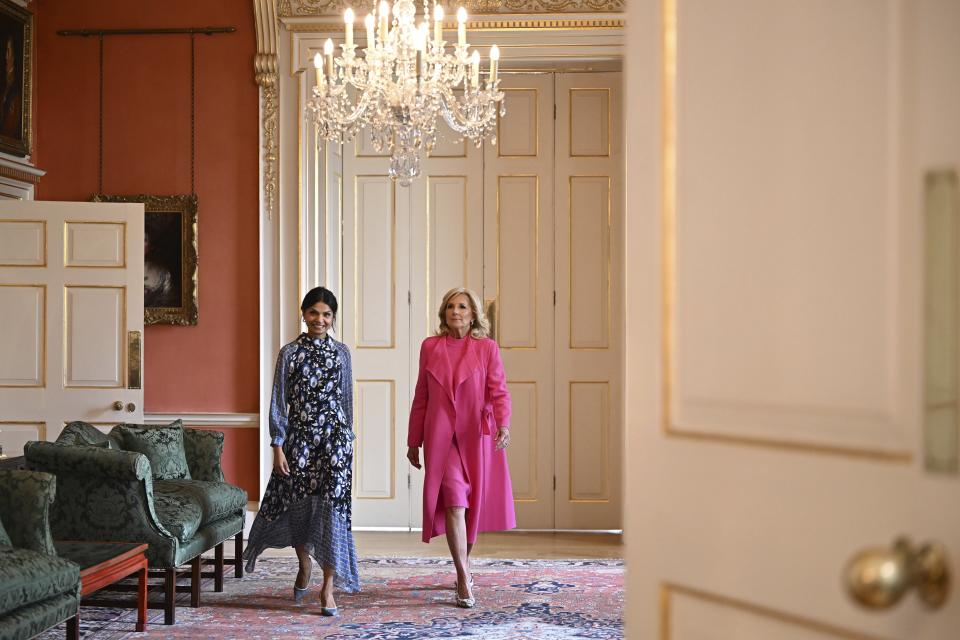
[{"left": 33, "top": 0, "right": 261, "bottom": 491}]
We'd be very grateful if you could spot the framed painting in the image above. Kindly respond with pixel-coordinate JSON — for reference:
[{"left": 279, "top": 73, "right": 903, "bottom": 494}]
[
  {"left": 93, "top": 193, "right": 199, "bottom": 325},
  {"left": 0, "top": 0, "right": 31, "bottom": 157}
]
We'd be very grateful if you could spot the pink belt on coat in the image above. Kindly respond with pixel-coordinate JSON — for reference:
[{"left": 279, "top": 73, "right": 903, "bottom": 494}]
[{"left": 481, "top": 404, "right": 496, "bottom": 436}]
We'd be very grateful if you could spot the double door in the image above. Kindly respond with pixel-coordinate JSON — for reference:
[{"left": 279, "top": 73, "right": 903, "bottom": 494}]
[{"left": 336, "top": 72, "right": 622, "bottom": 531}]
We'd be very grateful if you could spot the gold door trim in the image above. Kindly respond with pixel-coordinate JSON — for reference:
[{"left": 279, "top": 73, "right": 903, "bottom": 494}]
[
  {"left": 497, "top": 89, "right": 540, "bottom": 158},
  {"left": 0, "top": 421, "right": 47, "bottom": 443},
  {"left": 0, "top": 284, "right": 46, "bottom": 388},
  {"left": 658, "top": 0, "right": 912, "bottom": 464},
  {"left": 352, "top": 175, "right": 397, "bottom": 349},
  {"left": 0, "top": 220, "right": 47, "bottom": 267},
  {"left": 62, "top": 221, "right": 128, "bottom": 269},
  {"left": 426, "top": 175, "right": 471, "bottom": 336},
  {"left": 568, "top": 380, "right": 610, "bottom": 503},
  {"left": 507, "top": 380, "right": 539, "bottom": 502},
  {"left": 660, "top": 583, "right": 890, "bottom": 640},
  {"left": 496, "top": 174, "right": 540, "bottom": 351},
  {"left": 353, "top": 378, "right": 396, "bottom": 500},
  {"left": 568, "top": 88, "right": 612, "bottom": 157},
  {"left": 568, "top": 175, "right": 612, "bottom": 350},
  {"left": 62, "top": 284, "right": 127, "bottom": 389}
]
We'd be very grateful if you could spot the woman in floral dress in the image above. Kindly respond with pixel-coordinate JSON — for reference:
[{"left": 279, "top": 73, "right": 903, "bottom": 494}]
[{"left": 244, "top": 287, "right": 359, "bottom": 615}]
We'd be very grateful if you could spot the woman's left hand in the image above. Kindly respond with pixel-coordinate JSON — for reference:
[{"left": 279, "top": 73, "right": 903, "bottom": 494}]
[{"left": 495, "top": 427, "right": 510, "bottom": 450}]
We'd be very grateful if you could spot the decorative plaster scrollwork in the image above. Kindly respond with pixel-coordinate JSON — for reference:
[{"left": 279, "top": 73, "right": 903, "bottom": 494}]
[
  {"left": 278, "top": 0, "right": 624, "bottom": 16},
  {"left": 254, "top": 0, "right": 280, "bottom": 220},
  {"left": 256, "top": 64, "right": 280, "bottom": 221}
]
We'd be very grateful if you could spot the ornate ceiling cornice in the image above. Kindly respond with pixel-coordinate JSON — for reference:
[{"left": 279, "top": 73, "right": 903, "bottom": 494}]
[{"left": 279, "top": 0, "right": 624, "bottom": 17}]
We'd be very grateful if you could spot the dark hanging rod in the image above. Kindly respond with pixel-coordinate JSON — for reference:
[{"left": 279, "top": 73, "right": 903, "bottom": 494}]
[{"left": 57, "top": 26, "right": 236, "bottom": 37}]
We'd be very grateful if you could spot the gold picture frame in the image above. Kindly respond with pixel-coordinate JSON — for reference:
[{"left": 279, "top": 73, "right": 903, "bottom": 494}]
[
  {"left": 0, "top": 0, "right": 33, "bottom": 157},
  {"left": 92, "top": 193, "right": 199, "bottom": 326}
]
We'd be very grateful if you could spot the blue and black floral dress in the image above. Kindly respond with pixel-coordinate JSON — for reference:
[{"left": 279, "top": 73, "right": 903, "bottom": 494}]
[{"left": 243, "top": 333, "right": 360, "bottom": 592}]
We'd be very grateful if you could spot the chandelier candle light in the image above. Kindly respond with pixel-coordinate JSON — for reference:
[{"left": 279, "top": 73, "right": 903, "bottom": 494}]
[{"left": 306, "top": 0, "right": 505, "bottom": 185}]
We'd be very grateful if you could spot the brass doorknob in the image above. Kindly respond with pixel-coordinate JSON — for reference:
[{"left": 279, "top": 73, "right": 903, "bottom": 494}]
[
  {"left": 125, "top": 402, "right": 136, "bottom": 412},
  {"left": 845, "top": 537, "right": 950, "bottom": 609},
  {"left": 112, "top": 401, "right": 124, "bottom": 411}
]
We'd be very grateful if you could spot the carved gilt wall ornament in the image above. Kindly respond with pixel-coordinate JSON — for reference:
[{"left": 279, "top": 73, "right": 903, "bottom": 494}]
[
  {"left": 254, "top": 0, "right": 280, "bottom": 221},
  {"left": 255, "top": 54, "right": 280, "bottom": 220},
  {"left": 278, "top": 0, "right": 623, "bottom": 16}
]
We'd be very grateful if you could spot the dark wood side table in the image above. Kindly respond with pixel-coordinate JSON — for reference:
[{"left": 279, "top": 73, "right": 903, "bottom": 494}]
[{"left": 55, "top": 541, "right": 149, "bottom": 638}]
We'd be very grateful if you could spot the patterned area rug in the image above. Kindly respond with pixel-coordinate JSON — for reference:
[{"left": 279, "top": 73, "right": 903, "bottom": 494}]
[{"left": 38, "top": 557, "right": 623, "bottom": 639}]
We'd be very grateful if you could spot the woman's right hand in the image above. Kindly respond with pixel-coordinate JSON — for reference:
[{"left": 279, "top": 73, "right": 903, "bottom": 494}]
[
  {"left": 406, "top": 446, "right": 422, "bottom": 470},
  {"left": 272, "top": 446, "right": 291, "bottom": 476}
]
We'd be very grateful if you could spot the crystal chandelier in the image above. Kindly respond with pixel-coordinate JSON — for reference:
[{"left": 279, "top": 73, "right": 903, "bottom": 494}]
[{"left": 305, "top": 0, "right": 505, "bottom": 186}]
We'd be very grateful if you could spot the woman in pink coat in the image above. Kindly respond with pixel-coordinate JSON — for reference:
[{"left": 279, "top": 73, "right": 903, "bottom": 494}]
[{"left": 407, "top": 287, "right": 515, "bottom": 608}]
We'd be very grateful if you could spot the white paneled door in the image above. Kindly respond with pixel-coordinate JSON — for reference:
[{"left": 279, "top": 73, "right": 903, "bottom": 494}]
[
  {"left": 628, "top": 0, "right": 960, "bottom": 637},
  {"left": 341, "top": 72, "right": 624, "bottom": 531},
  {"left": 484, "top": 74, "right": 557, "bottom": 529},
  {"left": 342, "top": 130, "right": 413, "bottom": 527},
  {"left": 0, "top": 201, "right": 144, "bottom": 455},
  {"left": 554, "top": 72, "right": 623, "bottom": 529}
]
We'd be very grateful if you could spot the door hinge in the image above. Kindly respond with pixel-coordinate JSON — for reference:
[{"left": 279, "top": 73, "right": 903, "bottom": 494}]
[
  {"left": 407, "top": 291, "right": 411, "bottom": 305},
  {"left": 553, "top": 290, "right": 557, "bottom": 306},
  {"left": 553, "top": 104, "right": 557, "bottom": 120},
  {"left": 553, "top": 475, "right": 557, "bottom": 490},
  {"left": 407, "top": 473, "right": 411, "bottom": 489}
]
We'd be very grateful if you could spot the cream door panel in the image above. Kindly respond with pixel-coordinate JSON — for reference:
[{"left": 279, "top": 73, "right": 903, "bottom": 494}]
[
  {"left": 0, "top": 202, "right": 144, "bottom": 456},
  {"left": 0, "top": 422, "right": 44, "bottom": 458},
  {"left": 64, "top": 222, "right": 126, "bottom": 268},
  {"left": 555, "top": 72, "right": 623, "bottom": 529},
  {"left": 497, "top": 88, "right": 540, "bottom": 158},
  {"left": 353, "top": 379, "right": 396, "bottom": 499},
  {"left": 627, "top": 0, "right": 960, "bottom": 638},
  {"left": 429, "top": 118, "right": 469, "bottom": 159},
  {"left": 666, "top": 585, "right": 858, "bottom": 640},
  {"left": 409, "top": 127, "right": 484, "bottom": 529},
  {"left": 0, "top": 285, "right": 44, "bottom": 386},
  {"left": 484, "top": 74, "right": 555, "bottom": 529},
  {"left": 64, "top": 286, "right": 126, "bottom": 387},
  {"left": 0, "top": 220, "right": 45, "bottom": 266},
  {"left": 343, "top": 150, "right": 413, "bottom": 527}
]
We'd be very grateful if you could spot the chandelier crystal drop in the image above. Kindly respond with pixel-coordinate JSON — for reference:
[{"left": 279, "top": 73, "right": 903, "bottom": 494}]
[{"left": 305, "top": 0, "right": 505, "bottom": 186}]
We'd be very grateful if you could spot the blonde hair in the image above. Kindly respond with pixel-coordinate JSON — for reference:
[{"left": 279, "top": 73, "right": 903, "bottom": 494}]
[{"left": 437, "top": 287, "right": 490, "bottom": 339}]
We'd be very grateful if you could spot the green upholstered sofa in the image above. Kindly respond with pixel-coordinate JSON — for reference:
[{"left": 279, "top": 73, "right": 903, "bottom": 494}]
[
  {"left": 23, "top": 421, "right": 247, "bottom": 625},
  {"left": 0, "top": 469, "right": 81, "bottom": 640}
]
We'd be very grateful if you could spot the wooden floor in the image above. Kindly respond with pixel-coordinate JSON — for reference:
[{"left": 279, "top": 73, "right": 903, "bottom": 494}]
[{"left": 257, "top": 531, "right": 623, "bottom": 560}]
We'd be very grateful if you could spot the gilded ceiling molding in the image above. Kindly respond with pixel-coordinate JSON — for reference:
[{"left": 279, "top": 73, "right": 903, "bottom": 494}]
[
  {"left": 279, "top": 0, "right": 624, "bottom": 16},
  {"left": 254, "top": 0, "right": 280, "bottom": 220}
]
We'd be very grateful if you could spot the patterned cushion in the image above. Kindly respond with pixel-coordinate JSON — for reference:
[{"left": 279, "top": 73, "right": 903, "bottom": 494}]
[
  {"left": 0, "top": 470, "right": 57, "bottom": 556},
  {"left": 114, "top": 421, "right": 192, "bottom": 481},
  {"left": 153, "top": 487, "right": 202, "bottom": 543},
  {"left": 0, "top": 515, "right": 10, "bottom": 547},
  {"left": 182, "top": 429, "right": 225, "bottom": 482},
  {"left": 0, "top": 546, "right": 80, "bottom": 617},
  {"left": 56, "top": 421, "right": 116, "bottom": 449},
  {"left": 155, "top": 479, "right": 247, "bottom": 528}
]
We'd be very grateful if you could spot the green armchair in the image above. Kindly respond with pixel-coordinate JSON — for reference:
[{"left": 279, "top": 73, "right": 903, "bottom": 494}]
[
  {"left": 24, "top": 421, "right": 246, "bottom": 626},
  {"left": 0, "top": 469, "right": 81, "bottom": 640}
]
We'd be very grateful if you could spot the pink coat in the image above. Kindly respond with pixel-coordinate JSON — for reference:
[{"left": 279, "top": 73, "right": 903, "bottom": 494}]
[{"left": 408, "top": 335, "right": 516, "bottom": 543}]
